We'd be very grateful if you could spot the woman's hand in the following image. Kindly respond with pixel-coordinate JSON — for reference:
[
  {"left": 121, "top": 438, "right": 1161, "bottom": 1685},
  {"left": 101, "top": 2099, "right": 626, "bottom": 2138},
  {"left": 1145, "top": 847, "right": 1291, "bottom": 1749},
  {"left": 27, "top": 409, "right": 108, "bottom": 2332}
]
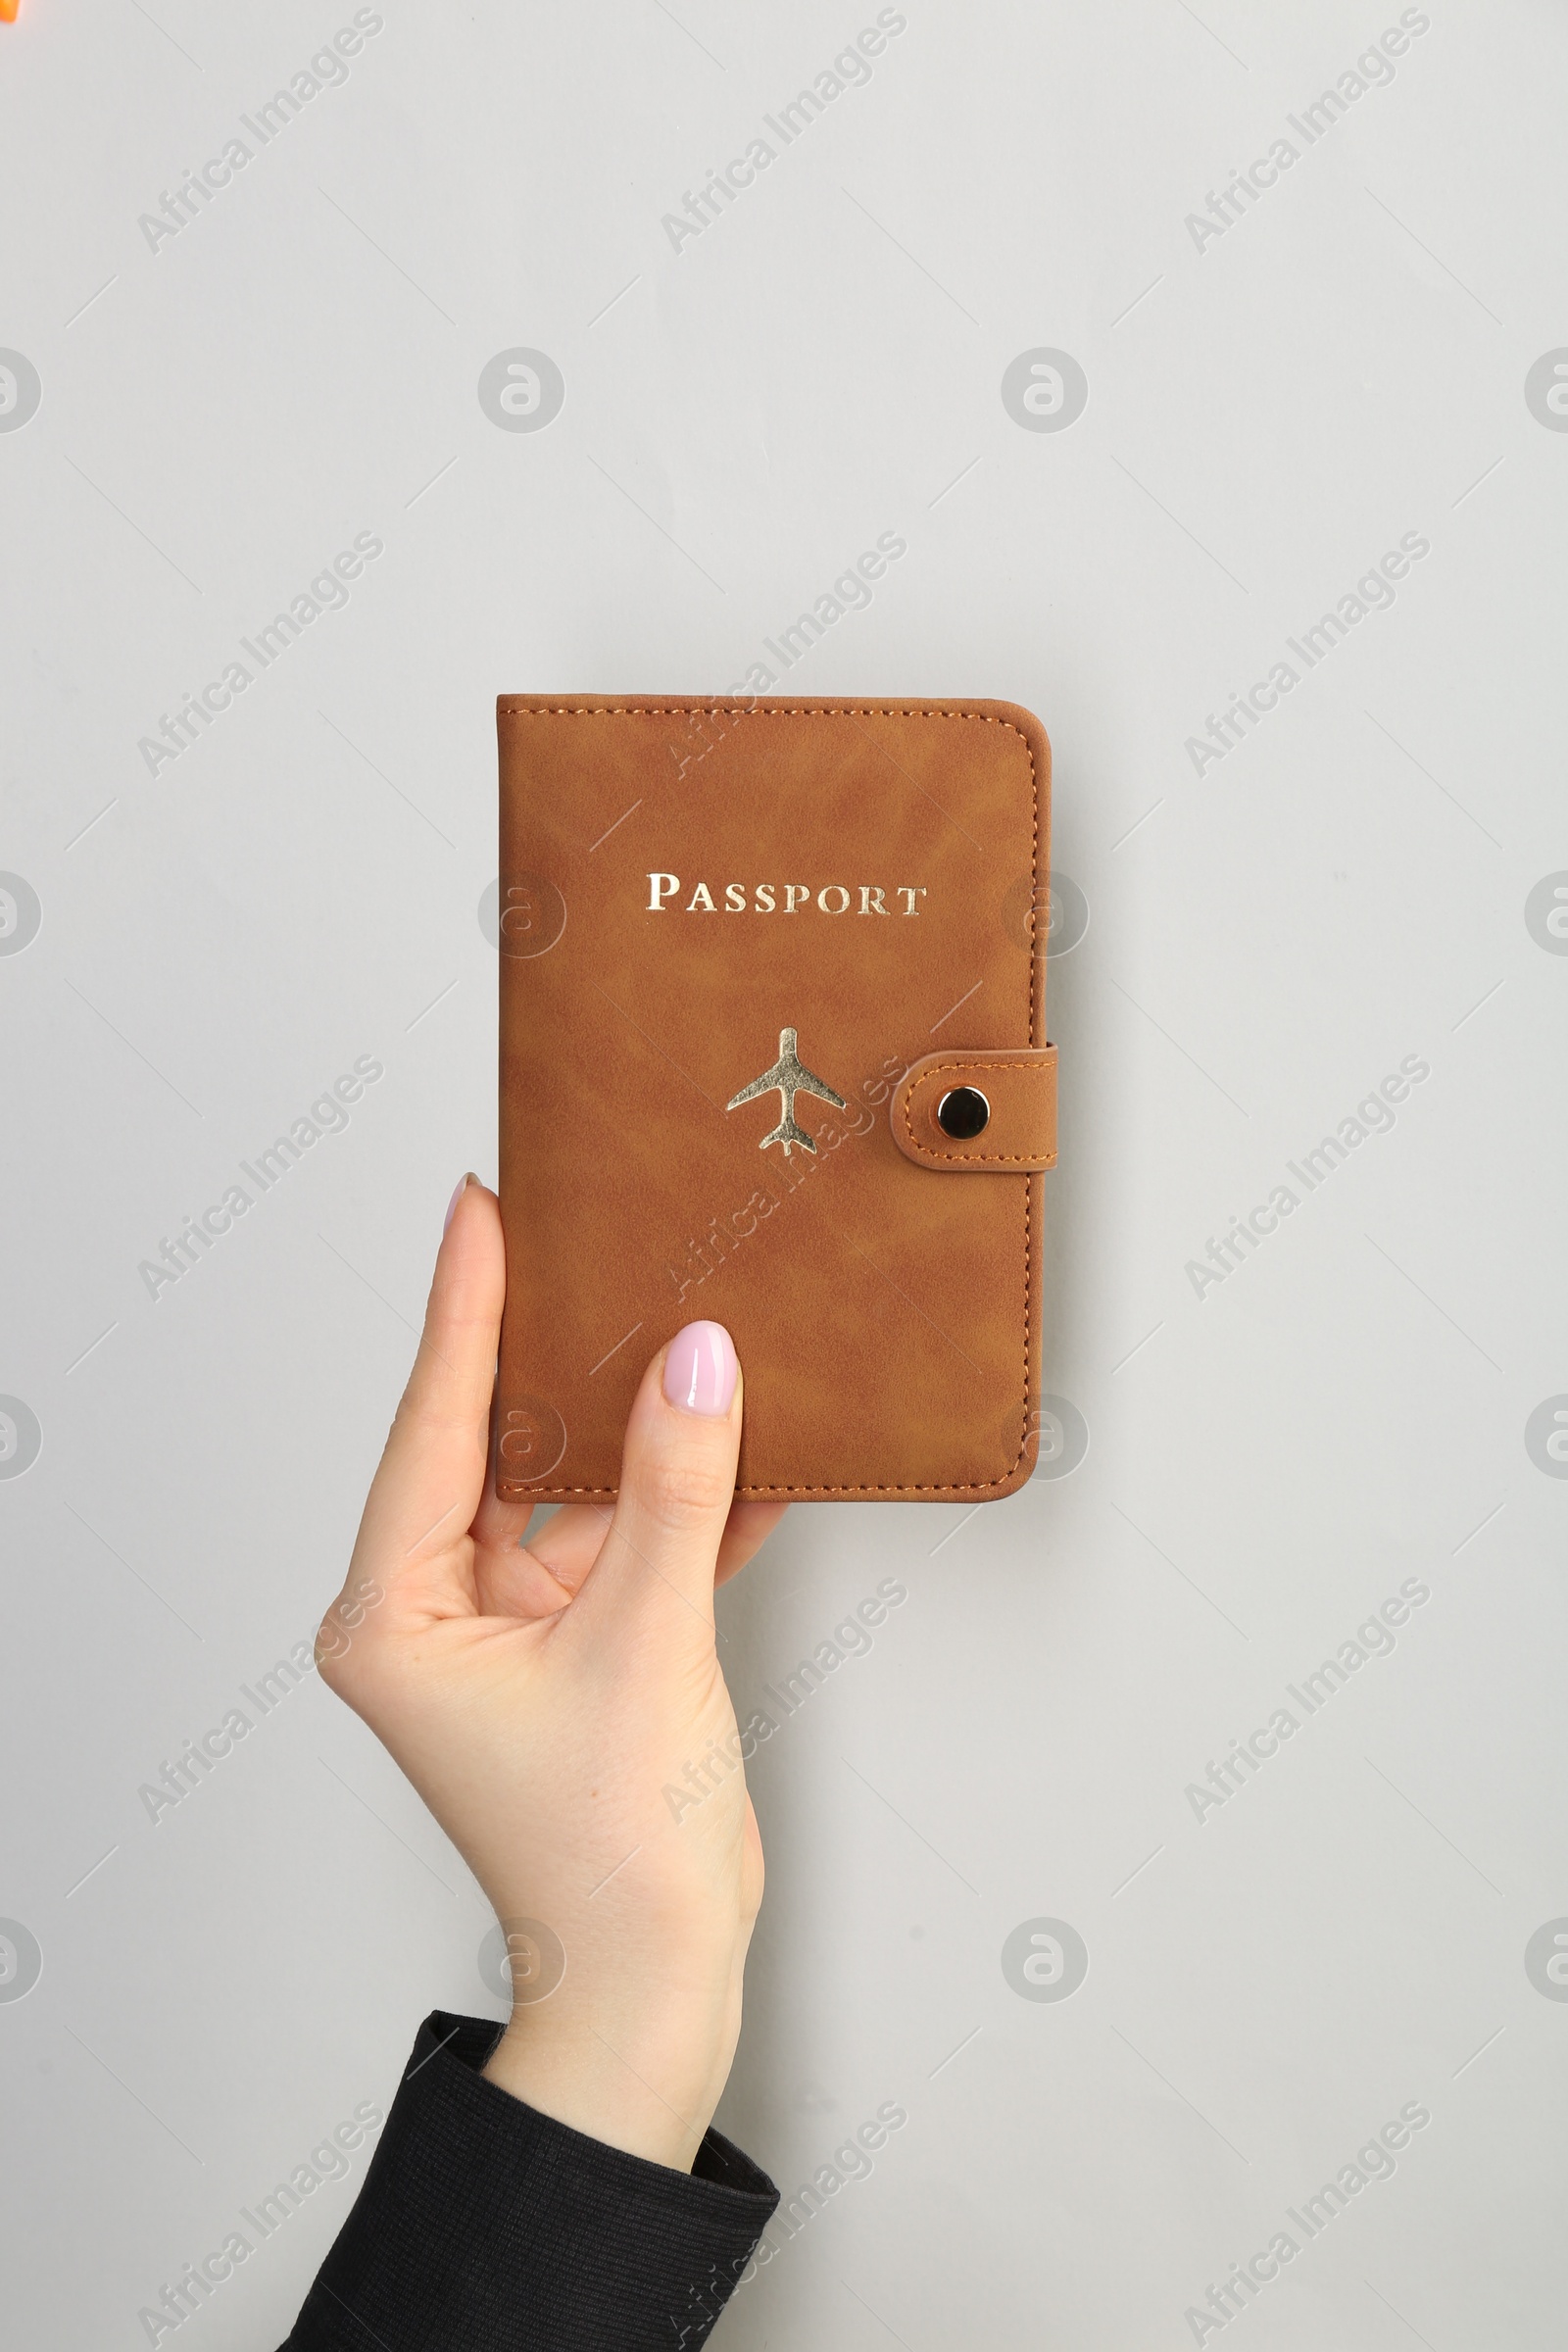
[{"left": 316, "top": 1175, "right": 785, "bottom": 2170}]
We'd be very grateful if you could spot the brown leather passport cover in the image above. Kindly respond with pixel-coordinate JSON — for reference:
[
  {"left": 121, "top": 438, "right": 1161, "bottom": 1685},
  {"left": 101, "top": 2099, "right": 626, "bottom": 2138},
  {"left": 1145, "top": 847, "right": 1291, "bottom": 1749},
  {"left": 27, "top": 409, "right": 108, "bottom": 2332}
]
[{"left": 496, "top": 696, "right": 1055, "bottom": 1503}]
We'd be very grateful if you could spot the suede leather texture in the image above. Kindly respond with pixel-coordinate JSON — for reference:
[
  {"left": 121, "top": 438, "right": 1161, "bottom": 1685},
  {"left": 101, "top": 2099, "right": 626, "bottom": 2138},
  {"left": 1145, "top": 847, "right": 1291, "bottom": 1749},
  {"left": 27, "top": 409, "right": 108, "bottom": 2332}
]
[{"left": 496, "top": 695, "right": 1053, "bottom": 1503}]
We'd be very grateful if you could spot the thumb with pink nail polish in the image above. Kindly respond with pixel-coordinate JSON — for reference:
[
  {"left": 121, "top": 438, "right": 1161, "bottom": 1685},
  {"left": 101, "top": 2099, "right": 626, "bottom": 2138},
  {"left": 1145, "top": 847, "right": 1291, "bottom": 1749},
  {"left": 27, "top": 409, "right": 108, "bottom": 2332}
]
[{"left": 662, "top": 1320, "right": 739, "bottom": 1418}]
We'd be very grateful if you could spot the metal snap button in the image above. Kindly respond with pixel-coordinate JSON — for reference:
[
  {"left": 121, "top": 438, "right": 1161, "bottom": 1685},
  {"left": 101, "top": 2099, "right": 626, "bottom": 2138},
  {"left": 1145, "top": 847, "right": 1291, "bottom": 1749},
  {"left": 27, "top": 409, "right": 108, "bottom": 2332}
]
[{"left": 936, "top": 1086, "right": 990, "bottom": 1140}]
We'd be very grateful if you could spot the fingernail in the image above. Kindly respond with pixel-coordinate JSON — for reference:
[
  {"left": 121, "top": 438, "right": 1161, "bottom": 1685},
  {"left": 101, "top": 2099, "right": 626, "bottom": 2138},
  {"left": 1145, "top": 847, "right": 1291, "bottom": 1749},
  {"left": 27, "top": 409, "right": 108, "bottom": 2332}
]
[
  {"left": 444, "top": 1173, "right": 474, "bottom": 1233},
  {"left": 662, "top": 1320, "right": 738, "bottom": 1417}
]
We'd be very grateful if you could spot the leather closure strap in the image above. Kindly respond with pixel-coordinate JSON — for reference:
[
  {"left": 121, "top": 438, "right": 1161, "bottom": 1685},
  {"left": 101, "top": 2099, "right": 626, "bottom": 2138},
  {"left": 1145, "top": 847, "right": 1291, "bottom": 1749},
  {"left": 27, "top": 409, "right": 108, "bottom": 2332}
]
[{"left": 890, "top": 1047, "right": 1057, "bottom": 1171}]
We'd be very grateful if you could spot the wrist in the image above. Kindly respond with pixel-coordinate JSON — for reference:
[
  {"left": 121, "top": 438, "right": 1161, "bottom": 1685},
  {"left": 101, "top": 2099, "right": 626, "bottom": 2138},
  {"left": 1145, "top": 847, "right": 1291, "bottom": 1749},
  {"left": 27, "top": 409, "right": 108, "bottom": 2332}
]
[{"left": 481, "top": 1976, "right": 742, "bottom": 2170}]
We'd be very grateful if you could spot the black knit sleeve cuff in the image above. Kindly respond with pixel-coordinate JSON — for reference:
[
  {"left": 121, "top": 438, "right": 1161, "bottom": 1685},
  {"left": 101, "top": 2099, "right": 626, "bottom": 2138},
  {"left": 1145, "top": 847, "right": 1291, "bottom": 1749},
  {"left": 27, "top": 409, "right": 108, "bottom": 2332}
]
[{"left": 280, "top": 2012, "right": 778, "bottom": 2352}]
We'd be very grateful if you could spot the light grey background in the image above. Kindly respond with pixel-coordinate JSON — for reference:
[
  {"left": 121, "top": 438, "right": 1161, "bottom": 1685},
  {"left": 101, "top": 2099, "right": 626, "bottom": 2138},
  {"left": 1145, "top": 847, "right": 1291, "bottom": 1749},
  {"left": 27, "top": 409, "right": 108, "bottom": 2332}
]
[{"left": 2, "top": 2, "right": 1564, "bottom": 2344}]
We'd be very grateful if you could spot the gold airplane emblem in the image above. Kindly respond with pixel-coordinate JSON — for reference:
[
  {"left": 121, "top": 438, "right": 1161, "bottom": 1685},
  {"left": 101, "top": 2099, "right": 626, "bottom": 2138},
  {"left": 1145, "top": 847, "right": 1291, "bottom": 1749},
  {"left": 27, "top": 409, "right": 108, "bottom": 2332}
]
[{"left": 726, "top": 1027, "right": 846, "bottom": 1158}]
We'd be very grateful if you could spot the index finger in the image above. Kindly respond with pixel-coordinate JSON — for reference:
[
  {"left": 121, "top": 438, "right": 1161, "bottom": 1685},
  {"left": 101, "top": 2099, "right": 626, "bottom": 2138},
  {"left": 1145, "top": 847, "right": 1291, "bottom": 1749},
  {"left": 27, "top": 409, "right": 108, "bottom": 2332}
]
[{"left": 336, "top": 1175, "right": 504, "bottom": 1622}]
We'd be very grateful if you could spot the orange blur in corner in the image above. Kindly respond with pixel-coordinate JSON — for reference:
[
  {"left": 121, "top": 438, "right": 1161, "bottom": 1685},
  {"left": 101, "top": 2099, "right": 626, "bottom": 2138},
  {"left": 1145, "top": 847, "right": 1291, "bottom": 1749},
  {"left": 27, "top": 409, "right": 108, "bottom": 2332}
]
[{"left": 0, "top": 1, "right": 19, "bottom": 25}]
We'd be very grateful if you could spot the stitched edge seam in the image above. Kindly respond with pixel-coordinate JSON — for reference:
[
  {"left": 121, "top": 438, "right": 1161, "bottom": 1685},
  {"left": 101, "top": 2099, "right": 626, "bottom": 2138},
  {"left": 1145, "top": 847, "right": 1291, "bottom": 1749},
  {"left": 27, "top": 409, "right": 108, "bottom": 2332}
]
[
  {"left": 498, "top": 702, "right": 1042, "bottom": 1494},
  {"left": 497, "top": 1478, "right": 1034, "bottom": 1498}
]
